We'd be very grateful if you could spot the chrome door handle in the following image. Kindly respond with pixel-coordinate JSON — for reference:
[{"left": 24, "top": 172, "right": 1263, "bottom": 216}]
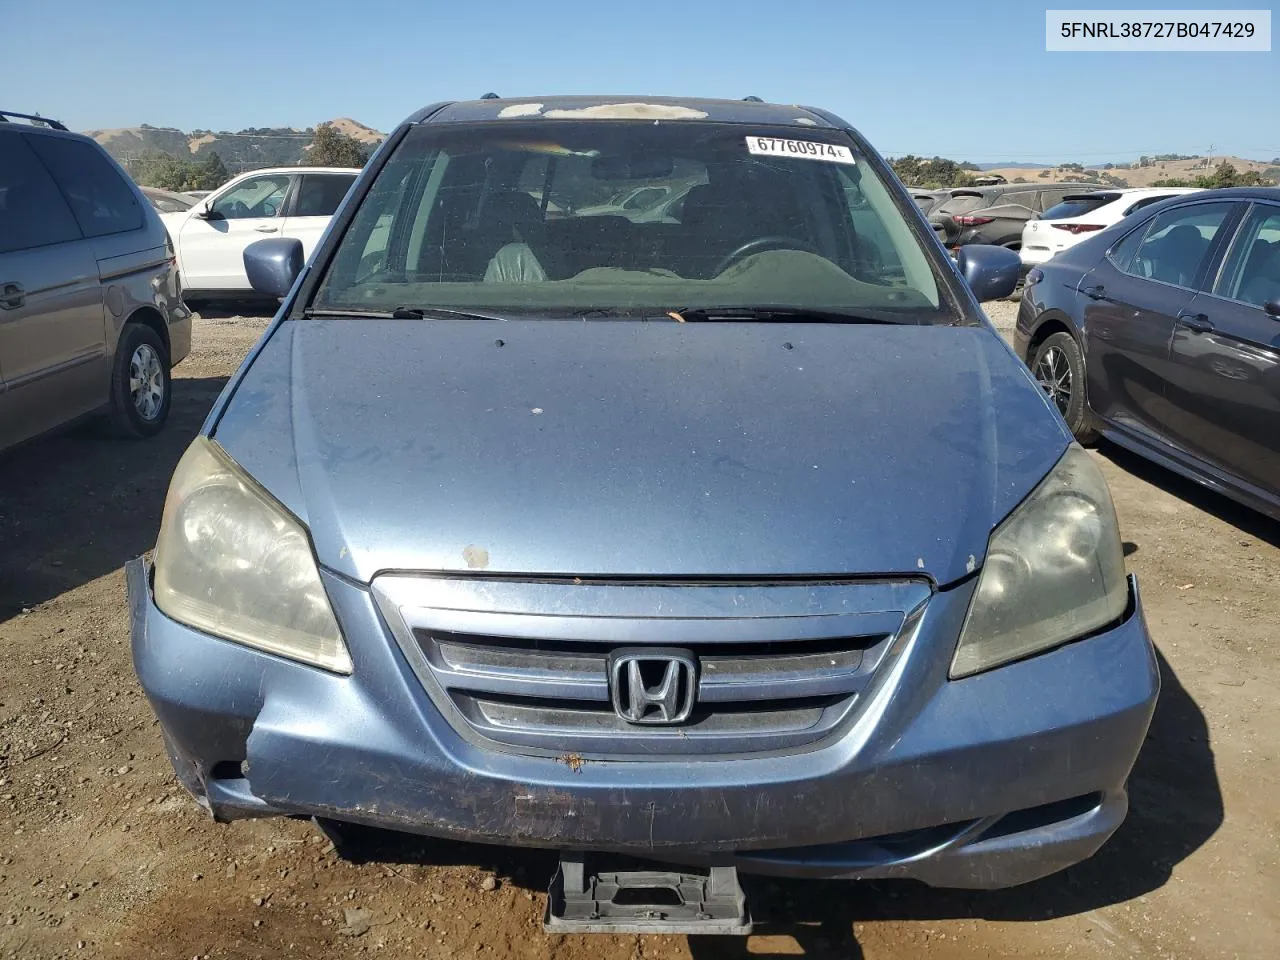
[
  {"left": 0, "top": 281, "right": 25, "bottom": 310},
  {"left": 254, "top": 225, "right": 279, "bottom": 233},
  {"left": 1176, "top": 311, "right": 1214, "bottom": 333}
]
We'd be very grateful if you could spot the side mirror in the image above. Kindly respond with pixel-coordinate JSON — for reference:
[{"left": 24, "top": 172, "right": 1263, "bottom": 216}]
[
  {"left": 244, "top": 238, "right": 304, "bottom": 298},
  {"left": 955, "top": 244, "right": 1021, "bottom": 302},
  {"left": 1265, "top": 299, "right": 1280, "bottom": 319}
]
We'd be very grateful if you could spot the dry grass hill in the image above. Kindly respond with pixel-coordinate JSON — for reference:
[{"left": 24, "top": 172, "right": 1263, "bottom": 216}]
[
  {"left": 983, "top": 155, "right": 1278, "bottom": 187},
  {"left": 82, "top": 118, "right": 385, "bottom": 171}
]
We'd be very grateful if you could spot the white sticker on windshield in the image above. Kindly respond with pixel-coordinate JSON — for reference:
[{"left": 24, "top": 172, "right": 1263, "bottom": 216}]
[{"left": 746, "top": 136, "right": 856, "bottom": 164}]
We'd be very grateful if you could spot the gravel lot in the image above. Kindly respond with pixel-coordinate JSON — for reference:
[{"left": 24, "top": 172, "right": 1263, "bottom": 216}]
[{"left": 1, "top": 303, "right": 1276, "bottom": 960}]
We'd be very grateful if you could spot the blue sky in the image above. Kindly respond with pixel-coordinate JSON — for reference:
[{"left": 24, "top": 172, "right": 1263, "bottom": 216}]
[{"left": 4, "top": 0, "right": 1276, "bottom": 162}]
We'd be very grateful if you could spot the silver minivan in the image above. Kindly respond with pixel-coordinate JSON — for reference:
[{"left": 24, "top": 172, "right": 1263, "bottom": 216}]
[{"left": 0, "top": 110, "right": 191, "bottom": 452}]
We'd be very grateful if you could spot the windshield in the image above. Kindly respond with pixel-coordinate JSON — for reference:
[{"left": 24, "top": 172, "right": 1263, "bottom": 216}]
[{"left": 312, "top": 121, "right": 944, "bottom": 319}]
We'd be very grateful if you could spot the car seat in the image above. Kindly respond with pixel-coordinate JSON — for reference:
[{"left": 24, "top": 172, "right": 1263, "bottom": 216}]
[{"left": 1150, "top": 224, "right": 1209, "bottom": 286}]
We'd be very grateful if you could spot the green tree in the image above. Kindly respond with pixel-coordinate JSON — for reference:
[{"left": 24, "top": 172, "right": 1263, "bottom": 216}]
[
  {"left": 888, "top": 155, "right": 975, "bottom": 188},
  {"left": 198, "top": 152, "right": 230, "bottom": 189},
  {"left": 1198, "top": 161, "right": 1269, "bottom": 188},
  {"left": 136, "top": 150, "right": 231, "bottom": 191},
  {"left": 137, "top": 153, "right": 195, "bottom": 190},
  {"left": 306, "top": 123, "right": 368, "bottom": 168},
  {"left": 1153, "top": 162, "right": 1275, "bottom": 190}
]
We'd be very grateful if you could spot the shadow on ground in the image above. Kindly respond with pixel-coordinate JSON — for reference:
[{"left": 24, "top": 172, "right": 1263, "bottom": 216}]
[
  {"left": 1099, "top": 440, "right": 1280, "bottom": 548},
  {"left": 323, "top": 649, "right": 1217, "bottom": 958},
  {"left": 187, "top": 299, "right": 279, "bottom": 320},
  {"left": 0, "top": 376, "right": 228, "bottom": 621}
]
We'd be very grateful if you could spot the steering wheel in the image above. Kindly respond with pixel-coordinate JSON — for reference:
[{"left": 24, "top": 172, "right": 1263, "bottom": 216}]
[{"left": 712, "top": 236, "right": 820, "bottom": 276}]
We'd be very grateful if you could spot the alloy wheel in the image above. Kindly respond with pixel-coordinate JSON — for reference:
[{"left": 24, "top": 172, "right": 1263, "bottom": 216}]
[
  {"left": 1035, "top": 346, "right": 1072, "bottom": 415},
  {"left": 129, "top": 344, "right": 165, "bottom": 421}
]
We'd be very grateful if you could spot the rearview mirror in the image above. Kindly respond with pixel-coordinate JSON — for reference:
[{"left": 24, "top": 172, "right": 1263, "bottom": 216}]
[
  {"left": 244, "top": 238, "right": 304, "bottom": 298},
  {"left": 1265, "top": 299, "right": 1280, "bottom": 319},
  {"left": 954, "top": 244, "right": 1021, "bottom": 302}
]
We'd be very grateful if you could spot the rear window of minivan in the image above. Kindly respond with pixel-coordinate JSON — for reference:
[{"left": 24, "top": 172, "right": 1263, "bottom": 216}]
[{"left": 26, "top": 134, "right": 144, "bottom": 238}]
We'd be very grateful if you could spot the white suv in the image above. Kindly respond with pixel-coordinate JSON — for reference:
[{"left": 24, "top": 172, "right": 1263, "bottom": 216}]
[
  {"left": 160, "top": 166, "right": 358, "bottom": 302},
  {"left": 1020, "top": 187, "right": 1202, "bottom": 267}
]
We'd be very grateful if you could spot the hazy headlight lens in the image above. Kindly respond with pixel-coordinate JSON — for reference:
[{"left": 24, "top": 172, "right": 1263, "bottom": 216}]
[
  {"left": 951, "top": 444, "right": 1127, "bottom": 678},
  {"left": 153, "top": 437, "right": 351, "bottom": 673}
]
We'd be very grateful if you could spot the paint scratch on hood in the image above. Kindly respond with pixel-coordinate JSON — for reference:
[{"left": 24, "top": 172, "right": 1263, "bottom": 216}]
[
  {"left": 541, "top": 103, "right": 709, "bottom": 120},
  {"left": 498, "top": 102, "right": 544, "bottom": 118}
]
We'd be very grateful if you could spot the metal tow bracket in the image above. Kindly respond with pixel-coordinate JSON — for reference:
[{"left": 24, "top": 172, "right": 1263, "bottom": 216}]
[{"left": 544, "top": 852, "right": 751, "bottom": 935}]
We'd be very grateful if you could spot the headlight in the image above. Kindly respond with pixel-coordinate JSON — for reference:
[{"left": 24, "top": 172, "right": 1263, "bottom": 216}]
[
  {"left": 951, "top": 444, "right": 1127, "bottom": 678},
  {"left": 153, "top": 437, "right": 351, "bottom": 674}
]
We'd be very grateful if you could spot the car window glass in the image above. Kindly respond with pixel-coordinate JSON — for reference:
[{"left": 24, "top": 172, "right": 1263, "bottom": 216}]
[
  {"left": 210, "top": 175, "right": 291, "bottom": 220},
  {"left": 1216, "top": 204, "right": 1280, "bottom": 307},
  {"left": 1042, "top": 194, "right": 1117, "bottom": 220},
  {"left": 1001, "top": 190, "right": 1038, "bottom": 208},
  {"left": 934, "top": 194, "right": 985, "bottom": 215},
  {"left": 25, "top": 134, "right": 143, "bottom": 238},
  {"left": 293, "top": 174, "right": 356, "bottom": 217},
  {"left": 145, "top": 190, "right": 194, "bottom": 213},
  {"left": 0, "top": 135, "right": 83, "bottom": 253},
  {"left": 1127, "top": 202, "right": 1232, "bottom": 288},
  {"left": 1124, "top": 194, "right": 1175, "bottom": 215},
  {"left": 1106, "top": 221, "right": 1150, "bottom": 272},
  {"left": 315, "top": 121, "right": 945, "bottom": 317}
]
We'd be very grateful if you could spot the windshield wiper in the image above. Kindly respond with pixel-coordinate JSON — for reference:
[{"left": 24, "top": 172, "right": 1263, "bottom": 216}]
[
  {"left": 302, "top": 306, "right": 509, "bottom": 321},
  {"left": 670, "top": 306, "right": 913, "bottom": 324}
]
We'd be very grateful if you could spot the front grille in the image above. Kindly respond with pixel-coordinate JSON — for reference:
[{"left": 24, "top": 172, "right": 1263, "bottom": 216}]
[{"left": 372, "top": 576, "right": 931, "bottom": 759}]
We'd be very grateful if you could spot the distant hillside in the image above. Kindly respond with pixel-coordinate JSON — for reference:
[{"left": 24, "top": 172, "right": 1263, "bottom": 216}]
[
  {"left": 83, "top": 118, "right": 385, "bottom": 177},
  {"left": 974, "top": 162, "right": 1053, "bottom": 171},
  {"left": 981, "top": 155, "right": 1277, "bottom": 188}
]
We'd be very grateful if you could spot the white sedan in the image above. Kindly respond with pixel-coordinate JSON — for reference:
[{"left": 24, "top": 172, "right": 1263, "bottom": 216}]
[
  {"left": 160, "top": 166, "right": 359, "bottom": 301},
  {"left": 1020, "top": 186, "right": 1202, "bottom": 267}
]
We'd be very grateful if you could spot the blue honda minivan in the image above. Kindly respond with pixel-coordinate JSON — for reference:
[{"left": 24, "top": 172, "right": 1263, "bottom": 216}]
[{"left": 130, "top": 96, "right": 1158, "bottom": 934}]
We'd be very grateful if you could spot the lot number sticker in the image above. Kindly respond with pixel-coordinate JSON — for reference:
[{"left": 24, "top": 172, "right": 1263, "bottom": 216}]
[{"left": 746, "top": 137, "right": 856, "bottom": 164}]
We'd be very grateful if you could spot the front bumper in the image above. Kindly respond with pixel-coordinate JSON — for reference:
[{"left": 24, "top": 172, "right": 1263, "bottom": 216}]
[{"left": 129, "top": 559, "right": 1158, "bottom": 889}]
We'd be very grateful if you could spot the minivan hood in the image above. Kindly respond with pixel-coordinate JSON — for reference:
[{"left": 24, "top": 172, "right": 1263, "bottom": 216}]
[{"left": 212, "top": 318, "right": 1070, "bottom": 587}]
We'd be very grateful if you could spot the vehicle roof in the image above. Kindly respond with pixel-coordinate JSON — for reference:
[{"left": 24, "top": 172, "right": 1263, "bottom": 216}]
[
  {"left": 412, "top": 96, "right": 846, "bottom": 129},
  {"left": 1164, "top": 185, "right": 1280, "bottom": 200},
  {"left": 1106, "top": 186, "right": 1203, "bottom": 194},
  {"left": 0, "top": 110, "right": 70, "bottom": 132},
  {"left": 0, "top": 121, "right": 89, "bottom": 140},
  {"left": 224, "top": 166, "right": 362, "bottom": 176}
]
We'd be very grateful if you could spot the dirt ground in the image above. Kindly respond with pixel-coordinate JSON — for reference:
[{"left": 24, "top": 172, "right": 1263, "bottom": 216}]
[{"left": 1, "top": 303, "right": 1276, "bottom": 960}]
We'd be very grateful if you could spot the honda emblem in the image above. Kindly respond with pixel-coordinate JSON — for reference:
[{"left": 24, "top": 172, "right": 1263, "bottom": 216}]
[{"left": 609, "top": 650, "right": 697, "bottom": 725}]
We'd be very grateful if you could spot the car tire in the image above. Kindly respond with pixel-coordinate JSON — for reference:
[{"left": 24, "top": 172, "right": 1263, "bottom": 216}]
[
  {"left": 108, "top": 323, "right": 172, "bottom": 438},
  {"left": 1031, "top": 331, "right": 1099, "bottom": 444}
]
